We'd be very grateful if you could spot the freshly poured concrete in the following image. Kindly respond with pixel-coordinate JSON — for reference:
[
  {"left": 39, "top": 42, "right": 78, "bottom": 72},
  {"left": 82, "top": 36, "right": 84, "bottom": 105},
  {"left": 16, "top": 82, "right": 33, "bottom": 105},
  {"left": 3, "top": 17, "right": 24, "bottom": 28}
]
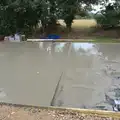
[
  {"left": 0, "top": 42, "right": 120, "bottom": 110},
  {"left": 0, "top": 42, "right": 66, "bottom": 106}
]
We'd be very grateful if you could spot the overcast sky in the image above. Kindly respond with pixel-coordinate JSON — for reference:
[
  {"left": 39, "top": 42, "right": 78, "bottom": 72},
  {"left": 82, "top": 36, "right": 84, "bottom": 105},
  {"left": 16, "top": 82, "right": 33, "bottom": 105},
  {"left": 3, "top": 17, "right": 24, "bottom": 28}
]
[{"left": 91, "top": 0, "right": 115, "bottom": 13}]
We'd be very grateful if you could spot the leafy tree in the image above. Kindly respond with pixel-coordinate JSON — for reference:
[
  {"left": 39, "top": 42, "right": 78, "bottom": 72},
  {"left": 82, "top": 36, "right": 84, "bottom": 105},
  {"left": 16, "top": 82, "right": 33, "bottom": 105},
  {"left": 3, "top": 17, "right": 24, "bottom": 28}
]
[
  {"left": 0, "top": 0, "right": 40, "bottom": 36},
  {"left": 0, "top": 0, "right": 101, "bottom": 36},
  {"left": 38, "top": 0, "right": 100, "bottom": 32},
  {"left": 94, "top": 1, "right": 120, "bottom": 29},
  {"left": 0, "top": 0, "right": 17, "bottom": 35},
  {"left": 62, "top": 0, "right": 99, "bottom": 31}
]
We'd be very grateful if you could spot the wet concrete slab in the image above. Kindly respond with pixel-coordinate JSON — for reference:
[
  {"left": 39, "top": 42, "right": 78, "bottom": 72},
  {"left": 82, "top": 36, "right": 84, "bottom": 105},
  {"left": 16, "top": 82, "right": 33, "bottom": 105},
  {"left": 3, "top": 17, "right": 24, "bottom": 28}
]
[
  {"left": 0, "top": 42, "right": 66, "bottom": 106},
  {"left": 0, "top": 42, "right": 120, "bottom": 110}
]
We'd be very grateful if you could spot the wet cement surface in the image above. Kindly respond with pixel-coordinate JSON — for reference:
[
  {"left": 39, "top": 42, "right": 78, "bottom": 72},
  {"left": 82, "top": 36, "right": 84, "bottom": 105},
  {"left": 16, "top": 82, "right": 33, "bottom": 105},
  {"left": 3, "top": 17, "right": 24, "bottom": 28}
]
[{"left": 0, "top": 42, "right": 120, "bottom": 111}]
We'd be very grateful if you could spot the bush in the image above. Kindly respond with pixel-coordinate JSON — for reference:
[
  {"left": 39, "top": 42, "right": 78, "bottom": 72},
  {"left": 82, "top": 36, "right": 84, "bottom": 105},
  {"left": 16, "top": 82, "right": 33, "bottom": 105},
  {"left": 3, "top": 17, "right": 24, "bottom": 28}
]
[
  {"left": 94, "top": 3, "right": 120, "bottom": 29},
  {"left": 0, "top": 0, "right": 40, "bottom": 36}
]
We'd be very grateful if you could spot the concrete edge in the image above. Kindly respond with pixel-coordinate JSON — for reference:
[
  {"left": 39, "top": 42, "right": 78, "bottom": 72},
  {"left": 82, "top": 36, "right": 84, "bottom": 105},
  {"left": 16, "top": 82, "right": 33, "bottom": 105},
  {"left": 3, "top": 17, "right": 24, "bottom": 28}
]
[
  {"left": 0, "top": 102, "right": 120, "bottom": 118},
  {"left": 27, "top": 39, "right": 120, "bottom": 42}
]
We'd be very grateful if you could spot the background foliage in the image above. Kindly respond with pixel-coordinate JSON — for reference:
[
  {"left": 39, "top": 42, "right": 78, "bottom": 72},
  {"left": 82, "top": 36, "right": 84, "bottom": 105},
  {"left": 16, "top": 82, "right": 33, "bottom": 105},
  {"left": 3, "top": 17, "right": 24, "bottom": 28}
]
[{"left": 0, "top": 0, "right": 120, "bottom": 36}]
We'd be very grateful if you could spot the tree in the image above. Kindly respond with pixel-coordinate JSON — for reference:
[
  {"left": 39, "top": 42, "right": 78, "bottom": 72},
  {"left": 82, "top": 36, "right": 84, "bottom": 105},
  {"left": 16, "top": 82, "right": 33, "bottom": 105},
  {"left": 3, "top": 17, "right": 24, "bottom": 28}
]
[
  {"left": 37, "top": 0, "right": 100, "bottom": 33},
  {"left": 0, "top": 0, "right": 17, "bottom": 36},
  {"left": 0, "top": 0, "right": 41, "bottom": 36},
  {"left": 94, "top": 0, "right": 120, "bottom": 29},
  {"left": 0, "top": 0, "right": 101, "bottom": 36},
  {"left": 62, "top": 0, "right": 99, "bottom": 31}
]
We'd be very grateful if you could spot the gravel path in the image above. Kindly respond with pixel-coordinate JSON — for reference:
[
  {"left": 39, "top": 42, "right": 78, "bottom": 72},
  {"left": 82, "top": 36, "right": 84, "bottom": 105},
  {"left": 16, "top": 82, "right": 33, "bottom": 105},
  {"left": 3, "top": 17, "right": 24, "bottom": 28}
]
[{"left": 0, "top": 103, "right": 120, "bottom": 120}]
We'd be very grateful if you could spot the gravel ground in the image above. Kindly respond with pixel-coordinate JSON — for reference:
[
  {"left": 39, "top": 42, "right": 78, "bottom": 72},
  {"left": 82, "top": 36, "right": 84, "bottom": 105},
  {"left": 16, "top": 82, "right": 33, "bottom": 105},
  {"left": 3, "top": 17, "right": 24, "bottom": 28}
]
[{"left": 0, "top": 104, "right": 120, "bottom": 120}]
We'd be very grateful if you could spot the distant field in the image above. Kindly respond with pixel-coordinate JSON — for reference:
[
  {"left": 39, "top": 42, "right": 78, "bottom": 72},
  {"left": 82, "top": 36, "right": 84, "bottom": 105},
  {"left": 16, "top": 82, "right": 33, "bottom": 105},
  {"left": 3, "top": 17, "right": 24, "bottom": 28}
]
[
  {"left": 58, "top": 19, "right": 97, "bottom": 29},
  {"left": 38, "top": 19, "right": 97, "bottom": 29}
]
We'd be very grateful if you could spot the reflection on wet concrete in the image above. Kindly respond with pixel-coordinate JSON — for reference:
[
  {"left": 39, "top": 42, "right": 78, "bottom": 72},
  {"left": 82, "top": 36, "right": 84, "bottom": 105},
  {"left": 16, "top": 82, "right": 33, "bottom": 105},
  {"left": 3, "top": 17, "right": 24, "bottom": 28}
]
[{"left": 0, "top": 42, "right": 120, "bottom": 111}]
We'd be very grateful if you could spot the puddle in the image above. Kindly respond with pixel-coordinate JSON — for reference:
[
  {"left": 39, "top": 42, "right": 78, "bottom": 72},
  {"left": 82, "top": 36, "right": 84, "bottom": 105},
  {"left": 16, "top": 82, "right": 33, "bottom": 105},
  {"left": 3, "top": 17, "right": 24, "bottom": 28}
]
[
  {"left": 55, "top": 43, "right": 66, "bottom": 52},
  {"left": 72, "top": 43, "right": 98, "bottom": 55},
  {"left": 73, "top": 43, "right": 93, "bottom": 50}
]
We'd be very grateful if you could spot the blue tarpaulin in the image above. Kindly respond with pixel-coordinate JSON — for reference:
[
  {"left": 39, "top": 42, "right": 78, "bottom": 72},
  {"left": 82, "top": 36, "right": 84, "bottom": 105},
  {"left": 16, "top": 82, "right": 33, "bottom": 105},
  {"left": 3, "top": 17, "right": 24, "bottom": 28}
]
[{"left": 46, "top": 34, "right": 60, "bottom": 39}]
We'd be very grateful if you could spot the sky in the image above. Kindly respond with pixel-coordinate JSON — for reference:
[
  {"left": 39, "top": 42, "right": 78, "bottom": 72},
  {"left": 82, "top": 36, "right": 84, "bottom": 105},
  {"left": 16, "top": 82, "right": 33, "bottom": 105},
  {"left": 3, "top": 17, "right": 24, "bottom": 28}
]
[{"left": 91, "top": 0, "right": 115, "bottom": 13}]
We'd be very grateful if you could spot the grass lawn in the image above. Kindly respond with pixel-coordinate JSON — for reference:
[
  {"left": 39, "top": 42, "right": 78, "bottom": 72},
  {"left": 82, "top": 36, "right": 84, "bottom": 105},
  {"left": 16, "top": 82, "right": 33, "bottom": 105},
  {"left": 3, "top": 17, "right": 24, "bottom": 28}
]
[{"left": 58, "top": 19, "right": 97, "bottom": 29}]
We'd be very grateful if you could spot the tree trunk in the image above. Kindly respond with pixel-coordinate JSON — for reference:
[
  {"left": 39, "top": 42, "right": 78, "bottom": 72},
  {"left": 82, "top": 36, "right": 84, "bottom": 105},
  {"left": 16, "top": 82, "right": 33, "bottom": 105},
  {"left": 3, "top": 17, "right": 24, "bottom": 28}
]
[
  {"left": 41, "top": 18, "right": 57, "bottom": 35},
  {"left": 66, "top": 24, "right": 72, "bottom": 32}
]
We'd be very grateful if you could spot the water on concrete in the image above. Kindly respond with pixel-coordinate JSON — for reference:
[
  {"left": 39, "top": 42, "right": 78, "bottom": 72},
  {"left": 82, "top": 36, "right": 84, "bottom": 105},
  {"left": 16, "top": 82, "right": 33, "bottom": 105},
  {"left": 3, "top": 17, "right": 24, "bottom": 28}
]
[{"left": 0, "top": 42, "right": 120, "bottom": 111}]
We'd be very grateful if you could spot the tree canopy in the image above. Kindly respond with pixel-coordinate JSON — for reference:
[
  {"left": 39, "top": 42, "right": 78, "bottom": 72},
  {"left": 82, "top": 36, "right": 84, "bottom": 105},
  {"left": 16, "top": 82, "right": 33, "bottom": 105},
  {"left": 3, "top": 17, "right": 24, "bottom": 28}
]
[{"left": 0, "top": 0, "right": 120, "bottom": 36}]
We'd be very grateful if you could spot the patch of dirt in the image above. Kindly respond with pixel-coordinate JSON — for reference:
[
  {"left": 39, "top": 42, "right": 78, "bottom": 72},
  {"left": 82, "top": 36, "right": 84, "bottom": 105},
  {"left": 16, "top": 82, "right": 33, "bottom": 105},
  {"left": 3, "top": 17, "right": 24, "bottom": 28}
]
[{"left": 0, "top": 104, "right": 120, "bottom": 120}]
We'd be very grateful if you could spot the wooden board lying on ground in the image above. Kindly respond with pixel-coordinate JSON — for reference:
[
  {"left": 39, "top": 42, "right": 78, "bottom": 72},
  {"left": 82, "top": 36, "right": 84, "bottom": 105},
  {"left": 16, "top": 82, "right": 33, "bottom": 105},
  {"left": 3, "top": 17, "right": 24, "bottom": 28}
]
[
  {"left": 27, "top": 39, "right": 120, "bottom": 43},
  {"left": 0, "top": 102, "right": 120, "bottom": 120}
]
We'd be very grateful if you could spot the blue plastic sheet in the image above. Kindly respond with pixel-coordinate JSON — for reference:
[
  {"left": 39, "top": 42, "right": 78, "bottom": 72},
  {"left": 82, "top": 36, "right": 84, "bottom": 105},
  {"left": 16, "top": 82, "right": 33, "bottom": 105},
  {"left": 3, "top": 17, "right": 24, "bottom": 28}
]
[{"left": 46, "top": 34, "right": 60, "bottom": 39}]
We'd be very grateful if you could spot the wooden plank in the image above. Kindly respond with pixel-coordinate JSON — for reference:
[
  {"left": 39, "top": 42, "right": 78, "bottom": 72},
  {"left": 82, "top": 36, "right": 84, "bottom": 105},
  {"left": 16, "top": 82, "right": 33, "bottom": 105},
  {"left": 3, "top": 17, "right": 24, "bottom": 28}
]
[{"left": 27, "top": 39, "right": 120, "bottom": 43}]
